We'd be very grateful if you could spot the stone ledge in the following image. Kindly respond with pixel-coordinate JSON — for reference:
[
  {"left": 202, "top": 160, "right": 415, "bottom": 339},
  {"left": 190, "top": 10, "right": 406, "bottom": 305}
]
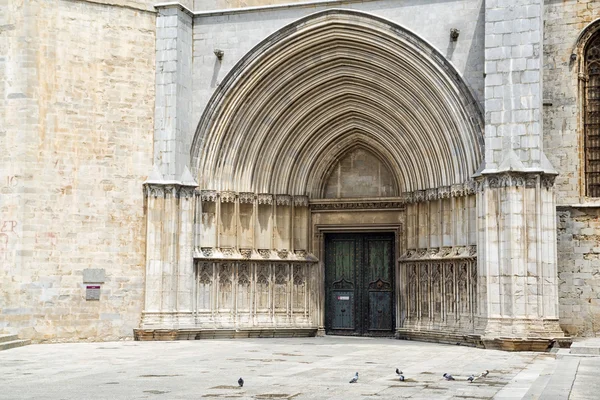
[{"left": 134, "top": 328, "right": 318, "bottom": 341}]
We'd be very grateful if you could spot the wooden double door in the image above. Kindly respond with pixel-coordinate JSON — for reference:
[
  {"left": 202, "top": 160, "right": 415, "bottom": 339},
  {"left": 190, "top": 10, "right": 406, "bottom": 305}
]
[{"left": 325, "top": 233, "right": 395, "bottom": 336}]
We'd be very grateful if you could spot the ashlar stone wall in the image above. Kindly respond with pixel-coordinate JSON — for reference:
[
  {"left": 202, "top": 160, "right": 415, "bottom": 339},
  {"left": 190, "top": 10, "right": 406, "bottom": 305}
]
[
  {"left": 0, "top": 0, "right": 155, "bottom": 341},
  {"left": 543, "top": 0, "right": 600, "bottom": 337}
]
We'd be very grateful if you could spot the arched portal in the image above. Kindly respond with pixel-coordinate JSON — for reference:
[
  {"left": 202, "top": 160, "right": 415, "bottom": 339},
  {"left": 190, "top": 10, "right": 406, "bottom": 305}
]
[
  {"left": 191, "top": 9, "right": 483, "bottom": 194},
  {"left": 182, "top": 9, "right": 484, "bottom": 340}
]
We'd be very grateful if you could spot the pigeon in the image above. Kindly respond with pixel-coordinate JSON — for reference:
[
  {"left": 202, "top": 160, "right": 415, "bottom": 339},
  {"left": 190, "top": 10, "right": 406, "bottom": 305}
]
[
  {"left": 443, "top": 373, "right": 455, "bottom": 381},
  {"left": 396, "top": 368, "right": 403, "bottom": 375},
  {"left": 398, "top": 374, "right": 405, "bottom": 381},
  {"left": 238, "top": 377, "right": 244, "bottom": 387},
  {"left": 467, "top": 375, "right": 475, "bottom": 383},
  {"left": 480, "top": 370, "right": 490, "bottom": 378},
  {"left": 349, "top": 372, "right": 359, "bottom": 383}
]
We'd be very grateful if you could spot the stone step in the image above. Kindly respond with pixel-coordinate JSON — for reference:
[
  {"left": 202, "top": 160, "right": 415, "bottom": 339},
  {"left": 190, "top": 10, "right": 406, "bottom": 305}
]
[
  {"left": 569, "top": 338, "right": 600, "bottom": 356},
  {"left": 0, "top": 334, "right": 18, "bottom": 343},
  {"left": 0, "top": 339, "right": 31, "bottom": 352}
]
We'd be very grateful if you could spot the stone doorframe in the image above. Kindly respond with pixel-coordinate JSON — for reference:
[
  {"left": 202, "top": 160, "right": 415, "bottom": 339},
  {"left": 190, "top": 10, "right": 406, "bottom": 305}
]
[{"left": 311, "top": 215, "right": 403, "bottom": 336}]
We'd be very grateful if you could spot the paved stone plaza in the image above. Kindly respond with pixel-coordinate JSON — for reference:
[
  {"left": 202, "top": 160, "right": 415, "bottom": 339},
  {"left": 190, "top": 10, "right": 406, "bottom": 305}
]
[{"left": 1, "top": 336, "right": 598, "bottom": 400}]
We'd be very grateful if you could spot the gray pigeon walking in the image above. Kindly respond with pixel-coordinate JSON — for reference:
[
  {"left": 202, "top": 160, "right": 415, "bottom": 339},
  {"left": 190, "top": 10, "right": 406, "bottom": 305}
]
[
  {"left": 396, "top": 368, "right": 403, "bottom": 375},
  {"left": 467, "top": 375, "right": 475, "bottom": 383},
  {"left": 398, "top": 374, "right": 405, "bottom": 381},
  {"left": 349, "top": 372, "right": 359, "bottom": 383},
  {"left": 443, "top": 373, "right": 455, "bottom": 381},
  {"left": 238, "top": 377, "right": 244, "bottom": 387}
]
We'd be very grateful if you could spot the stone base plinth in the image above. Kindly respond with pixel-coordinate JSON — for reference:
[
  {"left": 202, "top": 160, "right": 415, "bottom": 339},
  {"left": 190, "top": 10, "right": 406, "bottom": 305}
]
[
  {"left": 133, "top": 328, "right": 318, "bottom": 341},
  {"left": 482, "top": 337, "right": 555, "bottom": 352},
  {"left": 395, "top": 328, "right": 483, "bottom": 348}
]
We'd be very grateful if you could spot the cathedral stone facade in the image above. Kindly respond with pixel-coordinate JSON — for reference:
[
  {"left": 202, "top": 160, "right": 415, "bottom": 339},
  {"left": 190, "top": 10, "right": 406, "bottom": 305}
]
[{"left": 1, "top": 0, "right": 599, "bottom": 349}]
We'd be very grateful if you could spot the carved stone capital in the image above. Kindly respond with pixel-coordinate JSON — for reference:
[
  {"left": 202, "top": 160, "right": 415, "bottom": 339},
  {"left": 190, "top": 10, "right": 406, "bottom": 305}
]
[
  {"left": 294, "top": 195, "right": 309, "bottom": 207},
  {"left": 145, "top": 184, "right": 165, "bottom": 198},
  {"left": 200, "top": 247, "right": 213, "bottom": 257},
  {"left": 426, "top": 188, "right": 438, "bottom": 201},
  {"left": 413, "top": 190, "right": 425, "bottom": 203},
  {"left": 451, "top": 183, "right": 465, "bottom": 197},
  {"left": 221, "top": 247, "right": 234, "bottom": 256},
  {"left": 541, "top": 174, "right": 557, "bottom": 188},
  {"left": 240, "top": 248, "right": 252, "bottom": 259},
  {"left": 401, "top": 192, "right": 414, "bottom": 204},
  {"left": 258, "top": 249, "right": 271, "bottom": 258},
  {"left": 220, "top": 191, "right": 237, "bottom": 203},
  {"left": 277, "top": 249, "right": 289, "bottom": 259},
  {"left": 276, "top": 195, "right": 292, "bottom": 206},
  {"left": 257, "top": 194, "right": 273, "bottom": 205},
  {"left": 201, "top": 190, "right": 217, "bottom": 202},
  {"left": 179, "top": 185, "right": 196, "bottom": 199},
  {"left": 438, "top": 186, "right": 451, "bottom": 199},
  {"left": 239, "top": 192, "right": 255, "bottom": 204},
  {"left": 465, "top": 180, "right": 477, "bottom": 195}
]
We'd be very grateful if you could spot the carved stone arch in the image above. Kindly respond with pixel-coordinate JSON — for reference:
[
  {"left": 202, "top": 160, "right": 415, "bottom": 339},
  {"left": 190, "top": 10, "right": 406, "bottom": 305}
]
[{"left": 191, "top": 9, "right": 484, "bottom": 196}]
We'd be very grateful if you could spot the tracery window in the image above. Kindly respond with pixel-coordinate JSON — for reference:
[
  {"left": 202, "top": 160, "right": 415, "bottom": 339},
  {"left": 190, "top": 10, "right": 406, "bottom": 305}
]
[{"left": 585, "top": 34, "right": 600, "bottom": 197}]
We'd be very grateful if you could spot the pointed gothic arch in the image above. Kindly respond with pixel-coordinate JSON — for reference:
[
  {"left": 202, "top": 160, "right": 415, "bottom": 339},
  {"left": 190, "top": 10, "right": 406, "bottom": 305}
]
[{"left": 190, "top": 9, "right": 484, "bottom": 196}]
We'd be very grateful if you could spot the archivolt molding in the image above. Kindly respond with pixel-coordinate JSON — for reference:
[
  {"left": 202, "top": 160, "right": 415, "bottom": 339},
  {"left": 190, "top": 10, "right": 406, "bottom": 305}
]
[{"left": 191, "top": 9, "right": 484, "bottom": 197}]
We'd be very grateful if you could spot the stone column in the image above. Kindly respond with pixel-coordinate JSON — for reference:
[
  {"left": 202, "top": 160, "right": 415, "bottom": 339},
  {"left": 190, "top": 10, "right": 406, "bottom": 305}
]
[
  {"left": 177, "top": 184, "right": 197, "bottom": 324},
  {"left": 477, "top": 0, "right": 566, "bottom": 349}
]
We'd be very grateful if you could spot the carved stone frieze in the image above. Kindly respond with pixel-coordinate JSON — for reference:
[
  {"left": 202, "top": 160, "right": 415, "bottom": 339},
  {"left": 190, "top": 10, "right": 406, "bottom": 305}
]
[
  {"left": 257, "top": 193, "right": 273, "bottom": 205},
  {"left": 399, "top": 245, "right": 477, "bottom": 261},
  {"left": 294, "top": 195, "right": 309, "bottom": 207},
  {"left": 201, "top": 190, "right": 217, "bottom": 202},
  {"left": 276, "top": 195, "right": 292, "bottom": 206},
  {"left": 201, "top": 247, "right": 213, "bottom": 257},
  {"left": 239, "top": 192, "right": 255, "bottom": 204},
  {"left": 310, "top": 201, "right": 404, "bottom": 211},
  {"left": 478, "top": 172, "right": 558, "bottom": 191},
  {"left": 220, "top": 191, "right": 237, "bottom": 203}
]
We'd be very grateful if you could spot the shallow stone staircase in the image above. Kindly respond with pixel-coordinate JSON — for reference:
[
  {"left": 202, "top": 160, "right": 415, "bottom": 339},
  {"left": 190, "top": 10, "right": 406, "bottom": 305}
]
[{"left": 0, "top": 334, "right": 30, "bottom": 351}]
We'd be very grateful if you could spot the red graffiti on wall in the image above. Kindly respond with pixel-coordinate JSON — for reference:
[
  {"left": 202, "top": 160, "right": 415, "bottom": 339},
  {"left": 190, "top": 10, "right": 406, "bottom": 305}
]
[{"left": 0, "top": 220, "right": 17, "bottom": 236}]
